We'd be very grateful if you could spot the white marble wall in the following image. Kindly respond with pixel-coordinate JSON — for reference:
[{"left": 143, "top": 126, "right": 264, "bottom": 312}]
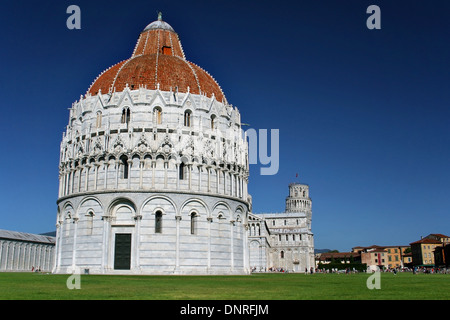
[
  {"left": 0, "top": 240, "right": 55, "bottom": 272},
  {"left": 55, "top": 192, "right": 249, "bottom": 275}
]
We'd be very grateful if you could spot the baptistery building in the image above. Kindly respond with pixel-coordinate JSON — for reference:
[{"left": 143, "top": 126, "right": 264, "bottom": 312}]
[{"left": 54, "top": 14, "right": 250, "bottom": 275}]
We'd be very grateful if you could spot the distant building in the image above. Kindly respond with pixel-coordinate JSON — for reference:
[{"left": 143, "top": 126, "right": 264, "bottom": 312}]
[
  {"left": 410, "top": 233, "right": 450, "bottom": 267},
  {"left": 315, "top": 251, "right": 361, "bottom": 266},
  {"left": 410, "top": 238, "right": 442, "bottom": 266},
  {"left": 434, "top": 244, "right": 449, "bottom": 268},
  {"left": 423, "top": 233, "right": 450, "bottom": 245},
  {"left": 249, "top": 182, "right": 315, "bottom": 272},
  {"left": 352, "top": 245, "right": 410, "bottom": 271},
  {"left": 0, "top": 229, "right": 55, "bottom": 272}
]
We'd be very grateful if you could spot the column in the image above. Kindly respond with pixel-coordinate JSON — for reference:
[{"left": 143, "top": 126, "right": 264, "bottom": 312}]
[
  {"left": 71, "top": 218, "right": 79, "bottom": 272},
  {"left": 176, "top": 163, "right": 180, "bottom": 190},
  {"left": 77, "top": 167, "right": 82, "bottom": 193},
  {"left": 207, "top": 167, "right": 211, "bottom": 192},
  {"left": 115, "top": 160, "right": 119, "bottom": 188},
  {"left": 133, "top": 215, "right": 142, "bottom": 271},
  {"left": 175, "top": 215, "right": 182, "bottom": 271},
  {"left": 230, "top": 220, "right": 235, "bottom": 271},
  {"left": 101, "top": 215, "right": 112, "bottom": 273},
  {"left": 94, "top": 163, "right": 99, "bottom": 190},
  {"left": 139, "top": 160, "right": 144, "bottom": 189},
  {"left": 56, "top": 221, "right": 63, "bottom": 272},
  {"left": 58, "top": 175, "right": 63, "bottom": 198},
  {"left": 188, "top": 164, "right": 192, "bottom": 190},
  {"left": 104, "top": 162, "right": 108, "bottom": 189},
  {"left": 207, "top": 217, "right": 213, "bottom": 271},
  {"left": 152, "top": 161, "right": 156, "bottom": 189},
  {"left": 67, "top": 170, "right": 72, "bottom": 195},
  {"left": 243, "top": 223, "right": 250, "bottom": 274},
  {"left": 198, "top": 165, "right": 202, "bottom": 192},
  {"left": 223, "top": 171, "right": 227, "bottom": 195},
  {"left": 164, "top": 161, "right": 168, "bottom": 189},
  {"left": 127, "top": 160, "right": 132, "bottom": 189},
  {"left": 216, "top": 168, "right": 219, "bottom": 193},
  {"left": 85, "top": 165, "right": 90, "bottom": 191}
]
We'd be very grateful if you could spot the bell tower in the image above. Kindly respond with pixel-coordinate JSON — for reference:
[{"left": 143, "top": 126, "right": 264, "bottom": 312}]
[{"left": 285, "top": 182, "right": 311, "bottom": 213}]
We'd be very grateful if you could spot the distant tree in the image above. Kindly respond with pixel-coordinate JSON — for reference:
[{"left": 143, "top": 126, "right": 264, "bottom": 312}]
[{"left": 329, "top": 250, "right": 340, "bottom": 253}]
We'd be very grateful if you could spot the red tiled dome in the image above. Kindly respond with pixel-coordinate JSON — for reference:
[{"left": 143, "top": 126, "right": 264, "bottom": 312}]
[{"left": 87, "top": 16, "right": 225, "bottom": 102}]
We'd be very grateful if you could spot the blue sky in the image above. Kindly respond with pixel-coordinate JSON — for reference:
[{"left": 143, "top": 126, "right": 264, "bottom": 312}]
[{"left": 0, "top": 0, "right": 449, "bottom": 251}]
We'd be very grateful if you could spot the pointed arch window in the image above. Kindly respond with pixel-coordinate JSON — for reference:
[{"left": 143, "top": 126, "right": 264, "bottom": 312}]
[
  {"left": 154, "top": 107, "right": 162, "bottom": 125},
  {"left": 184, "top": 110, "right": 192, "bottom": 127},
  {"left": 96, "top": 111, "right": 102, "bottom": 128},
  {"left": 210, "top": 115, "right": 216, "bottom": 129},
  {"left": 121, "top": 107, "right": 131, "bottom": 126},
  {"left": 120, "top": 155, "right": 129, "bottom": 179},
  {"left": 179, "top": 162, "right": 186, "bottom": 180}
]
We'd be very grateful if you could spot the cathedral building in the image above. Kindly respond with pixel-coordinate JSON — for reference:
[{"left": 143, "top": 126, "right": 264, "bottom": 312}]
[
  {"left": 249, "top": 183, "right": 315, "bottom": 272},
  {"left": 54, "top": 14, "right": 251, "bottom": 275}
]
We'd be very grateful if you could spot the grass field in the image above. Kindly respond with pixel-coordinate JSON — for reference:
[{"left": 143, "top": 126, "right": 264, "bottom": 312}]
[{"left": 0, "top": 272, "right": 448, "bottom": 300}]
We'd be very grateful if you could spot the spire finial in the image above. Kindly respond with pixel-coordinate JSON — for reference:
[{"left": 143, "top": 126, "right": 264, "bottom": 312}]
[{"left": 158, "top": 11, "right": 162, "bottom": 21}]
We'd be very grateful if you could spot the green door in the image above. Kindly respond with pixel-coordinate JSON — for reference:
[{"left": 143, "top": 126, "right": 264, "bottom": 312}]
[{"left": 114, "top": 233, "right": 131, "bottom": 270}]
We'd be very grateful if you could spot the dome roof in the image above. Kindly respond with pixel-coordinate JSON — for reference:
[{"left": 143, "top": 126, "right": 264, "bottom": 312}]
[
  {"left": 87, "top": 14, "right": 226, "bottom": 102},
  {"left": 143, "top": 17, "right": 175, "bottom": 32}
]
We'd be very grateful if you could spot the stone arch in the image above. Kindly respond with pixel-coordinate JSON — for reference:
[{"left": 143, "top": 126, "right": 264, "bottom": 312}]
[
  {"left": 62, "top": 202, "right": 75, "bottom": 220},
  {"left": 234, "top": 205, "right": 245, "bottom": 222},
  {"left": 250, "top": 239, "right": 260, "bottom": 248},
  {"left": 140, "top": 195, "right": 177, "bottom": 216},
  {"left": 180, "top": 198, "right": 208, "bottom": 218},
  {"left": 77, "top": 196, "right": 103, "bottom": 215},
  {"left": 108, "top": 197, "right": 137, "bottom": 225},
  {"left": 212, "top": 201, "right": 231, "bottom": 221}
]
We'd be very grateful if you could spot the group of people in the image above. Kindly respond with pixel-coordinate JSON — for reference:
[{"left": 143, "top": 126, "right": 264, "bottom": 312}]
[
  {"left": 251, "top": 266, "right": 449, "bottom": 274},
  {"left": 412, "top": 266, "right": 448, "bottom": 274}
]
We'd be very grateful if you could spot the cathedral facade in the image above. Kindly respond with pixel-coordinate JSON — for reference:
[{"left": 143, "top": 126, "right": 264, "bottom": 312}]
[
  {"left": 54, "top": 15, "right": 251, "bottom": 275},
  {"left": 248, "top": 183, "right": 315, "bottom": 272}
]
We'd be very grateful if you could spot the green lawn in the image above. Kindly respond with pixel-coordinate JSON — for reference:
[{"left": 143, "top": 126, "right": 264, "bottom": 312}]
[{"left": 0, "top": 272, "right": 448, "bottom": 300}]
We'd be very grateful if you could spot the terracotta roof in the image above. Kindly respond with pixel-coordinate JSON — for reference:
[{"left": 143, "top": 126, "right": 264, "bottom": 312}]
[
  {"left": 428, "top": 233, "right": 450, "bottom": 238},
  {"left": 87, "top": 17, "right": 225, "bottom": 102},
  {"left": 318, "top": 252, "right": 360, "bottom": 260},
  {"left": 410, "top": 238, "right": 442, "bottom": 245}
]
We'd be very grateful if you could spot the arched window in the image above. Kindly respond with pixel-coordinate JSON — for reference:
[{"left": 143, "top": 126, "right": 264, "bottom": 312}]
[
  {"left": 154, "top": 107, "right": 162, "bottom": 125},
  {"left": 121, "top": 107, "right": 131, "bottom": 125},
  {"left": 190, "top": 212, "right": 197, "bottom": 235},
  {"left": 210, "top": 115, "right": 216, "bottom": 129},
  {"left": 155, "top": 211, "right": 162, "bottom": 233},
  {"left": 86, "top": 211, "right": 94, "bottom": 235},
  {"left": 280, "top": 251, "right": 285, "bottom": 259},
  {"left": 184, "top": 110, "right": 192, "bottom": 127},
  {"left": 120, "top": 155, "right": 129, "bottom": 179},
  {"left": 96, "top": 111, "right": 102, "bottom": 128},
  {"left": 179, "top": 162, "right": 186, "bottom": 180}
]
